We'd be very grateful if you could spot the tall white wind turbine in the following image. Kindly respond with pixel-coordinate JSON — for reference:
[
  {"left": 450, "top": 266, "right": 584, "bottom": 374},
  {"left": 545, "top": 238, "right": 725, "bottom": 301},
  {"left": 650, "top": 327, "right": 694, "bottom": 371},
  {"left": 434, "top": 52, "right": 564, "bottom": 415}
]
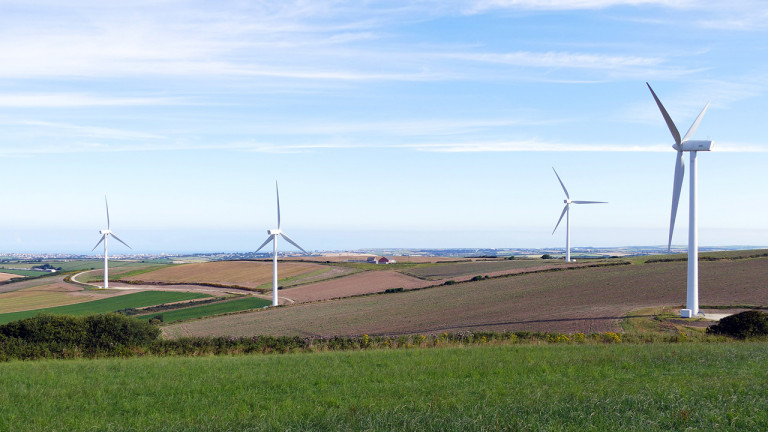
[
  {"left": 92, "top": 196, "right": 131, "bottom": 289},
  {"left": 551, "top": 168, "right": 606, "bottom": 262},
  {"left": 647, "top": 82, "right": 713, "bottom": 318},
  {"left": 255, "top": 182, "right": 307, "bottom": 306}
]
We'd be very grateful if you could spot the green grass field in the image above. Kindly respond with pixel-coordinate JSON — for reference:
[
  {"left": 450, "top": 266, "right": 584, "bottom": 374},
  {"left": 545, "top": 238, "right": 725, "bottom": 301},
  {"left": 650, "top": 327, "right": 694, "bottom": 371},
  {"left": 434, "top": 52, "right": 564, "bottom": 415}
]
[
  {"left": 0, "top": 291, "right": 210, "bottom": 324},
  {"left": 0, "top": 342, "right": 765, "bottom": 431},
  {"left": 137, "top": 296, "right": 272, "bottom": 323},
  {"left": 0, "top": 269, "right": 50, "bottom": 277}
]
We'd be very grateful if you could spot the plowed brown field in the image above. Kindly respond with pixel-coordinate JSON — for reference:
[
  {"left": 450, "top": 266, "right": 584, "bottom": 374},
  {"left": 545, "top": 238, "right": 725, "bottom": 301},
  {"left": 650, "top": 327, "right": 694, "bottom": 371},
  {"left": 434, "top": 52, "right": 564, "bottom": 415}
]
[
  {"left": 163, "top": 257, "right": 768, "bottom": 338},
  {"left": 122, "top": 260, "right": 333, "bottom": 289},
  {"left": 280, "top": 271, "right": 433, "bottom": 303}
]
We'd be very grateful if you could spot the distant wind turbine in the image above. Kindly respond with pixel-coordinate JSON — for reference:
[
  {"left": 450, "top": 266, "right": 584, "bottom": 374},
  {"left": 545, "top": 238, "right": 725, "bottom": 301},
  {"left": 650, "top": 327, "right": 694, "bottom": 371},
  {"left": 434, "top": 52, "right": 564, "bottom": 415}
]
[
  {"left": 255, "top": 182, "right": 307, "bottom": 306},
  {"left": 551, "top": 168, "right": 606, "bottom": 262},
  {"left": 647, "top": 82, "right": 713, "bottom": 318},
  {"left": 92, "top": 196, "right": 131, "bottom": 289}
]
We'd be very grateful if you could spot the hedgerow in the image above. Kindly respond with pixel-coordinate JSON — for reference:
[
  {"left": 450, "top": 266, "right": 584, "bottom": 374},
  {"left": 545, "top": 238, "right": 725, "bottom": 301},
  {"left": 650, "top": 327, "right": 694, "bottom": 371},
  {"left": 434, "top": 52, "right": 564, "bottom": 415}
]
[{"left": 0, "top": 313, "right": 751, "bottom": 362}]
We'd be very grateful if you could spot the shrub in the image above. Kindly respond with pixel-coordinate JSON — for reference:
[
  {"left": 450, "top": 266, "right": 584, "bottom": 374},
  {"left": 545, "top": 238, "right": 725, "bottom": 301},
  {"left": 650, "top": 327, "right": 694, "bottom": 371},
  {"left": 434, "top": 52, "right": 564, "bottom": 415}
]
[
  {"left": 707, "top": 311, "right": 768, "bottom": 339},
  {"left": 541, "top": 254, "right": 553, "bottom": 260},
  {"left": 0, "top": 313, "right": 160, "bottom": 352}
]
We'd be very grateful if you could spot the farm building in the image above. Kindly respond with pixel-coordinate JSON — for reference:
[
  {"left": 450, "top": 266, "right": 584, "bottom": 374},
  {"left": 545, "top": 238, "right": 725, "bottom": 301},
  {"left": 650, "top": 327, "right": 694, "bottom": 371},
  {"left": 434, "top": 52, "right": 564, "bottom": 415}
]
[{"left": 366, "top": 256, "right": 397, "bottom": 265}]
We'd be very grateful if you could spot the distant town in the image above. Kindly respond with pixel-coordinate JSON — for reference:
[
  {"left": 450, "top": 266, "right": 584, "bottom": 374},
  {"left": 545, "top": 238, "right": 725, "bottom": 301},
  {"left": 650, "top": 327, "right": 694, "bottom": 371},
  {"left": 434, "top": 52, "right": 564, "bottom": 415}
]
[{"left": 1, "top": 245, "right": 763, "bottom": 263}]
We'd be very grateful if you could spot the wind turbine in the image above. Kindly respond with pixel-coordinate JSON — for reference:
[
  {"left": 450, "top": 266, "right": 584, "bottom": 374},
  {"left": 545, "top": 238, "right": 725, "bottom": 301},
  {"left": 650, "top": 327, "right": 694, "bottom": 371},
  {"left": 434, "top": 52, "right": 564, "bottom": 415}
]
[
  {"left": 551, "top": 168, "right": 606, "bottom": 262},
  {"left": 92, "top": 196, "right": 131, "bottom": 289},
  {"left": 647, "top": 82, "right": 713, "bottom": 318},
  {"left": 255, "top": 182, "right": 307, "bottom": 306}
]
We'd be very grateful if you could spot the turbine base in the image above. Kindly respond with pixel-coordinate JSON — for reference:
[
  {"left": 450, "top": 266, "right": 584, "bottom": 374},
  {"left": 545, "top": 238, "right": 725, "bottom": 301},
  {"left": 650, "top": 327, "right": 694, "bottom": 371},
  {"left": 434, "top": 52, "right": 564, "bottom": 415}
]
[{"left": 680, "top": 309, "right": 694, "bottom": 318}]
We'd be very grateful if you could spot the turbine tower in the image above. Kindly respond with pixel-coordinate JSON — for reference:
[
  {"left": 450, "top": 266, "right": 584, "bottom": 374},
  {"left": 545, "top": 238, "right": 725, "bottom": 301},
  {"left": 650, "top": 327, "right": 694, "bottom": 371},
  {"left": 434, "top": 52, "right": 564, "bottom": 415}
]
[
  {"left": 647, "top": 82, "right": 713, "bottom": 318},
  {"left": 92, "top": 196, "right": 131, "bottom": 289},
  {"left": 255, "top": 182, "right": 307, "bottom": 306},
  {"left": 551, "top": 168, "right": 606, "bottom": 262}
]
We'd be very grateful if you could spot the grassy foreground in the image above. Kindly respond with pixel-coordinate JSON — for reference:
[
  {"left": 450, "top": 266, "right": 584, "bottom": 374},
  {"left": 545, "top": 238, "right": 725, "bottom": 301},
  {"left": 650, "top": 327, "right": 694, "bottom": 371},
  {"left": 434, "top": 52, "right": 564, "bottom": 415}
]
[{"left": 0, "top": 342, "right": 766, "bottom": 431}]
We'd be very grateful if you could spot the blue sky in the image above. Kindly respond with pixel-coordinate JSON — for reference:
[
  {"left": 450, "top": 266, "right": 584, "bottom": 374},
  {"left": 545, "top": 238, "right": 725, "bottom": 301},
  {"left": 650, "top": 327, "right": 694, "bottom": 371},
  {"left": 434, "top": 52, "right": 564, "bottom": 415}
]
[{"left": 1, "top": 0, "right": 767, "bottom": 254}]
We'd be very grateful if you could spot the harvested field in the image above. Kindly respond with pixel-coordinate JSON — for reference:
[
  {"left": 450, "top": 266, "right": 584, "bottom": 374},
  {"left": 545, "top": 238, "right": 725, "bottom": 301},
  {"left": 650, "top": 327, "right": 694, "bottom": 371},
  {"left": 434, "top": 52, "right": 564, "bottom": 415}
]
[
  {"left": 163, "top": 257, "right": 768, "bottom": 338},
  {"left": 280, "top": 271, "right": 433, "bottom": 303},
  {"left": 0, "top": 281, "right": 125, "bottom": 314},
  {"left": 401, "top": 259, "right": 583, "bottom": 280},
  {"left": 121, "top": 260, "right": 336, "bottom": 289},
  {"left": 78, "top": 264, "right": 171, "bottom": 283},
  {"left": 0, "top": 272, "right": 23, "bottom": 282}
]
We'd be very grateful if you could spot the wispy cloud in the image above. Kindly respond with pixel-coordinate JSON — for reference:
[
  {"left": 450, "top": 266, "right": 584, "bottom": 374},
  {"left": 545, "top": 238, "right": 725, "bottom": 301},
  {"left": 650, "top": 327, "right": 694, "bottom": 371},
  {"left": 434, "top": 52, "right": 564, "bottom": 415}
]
[
  {"left": 464, "top": 0, "right": 696, "bottom": 13},
  {"left": 403, "top": 140, "right": 768, "bottom": 152},
  {"left": 402, "top": 140, "right": 671, "bottom": 152},
  {"left": 3, "top": 119, "right": 165, "bottom": 140},
  {"left": 0, "top": 0, "right": 712, "bottom": 83},
  {"left": 0, "top": 93, "right": 182, "bottom": 108},
  {"left": 442, "top": 51, "right": 662, "bottom": 69}
]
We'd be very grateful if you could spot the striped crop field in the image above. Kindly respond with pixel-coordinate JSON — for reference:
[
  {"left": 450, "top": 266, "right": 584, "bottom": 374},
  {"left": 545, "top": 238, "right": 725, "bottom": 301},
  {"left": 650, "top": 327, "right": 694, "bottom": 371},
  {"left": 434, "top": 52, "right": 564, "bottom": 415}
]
[
  {"left": 0, "top": 291, "right": 210, "bottom": 324},
  {"left": 137, "top": 296, "right": 271, "bottom": 324},
  {"left": 120, "top": 260, "right": 339, "bottom": 289}
]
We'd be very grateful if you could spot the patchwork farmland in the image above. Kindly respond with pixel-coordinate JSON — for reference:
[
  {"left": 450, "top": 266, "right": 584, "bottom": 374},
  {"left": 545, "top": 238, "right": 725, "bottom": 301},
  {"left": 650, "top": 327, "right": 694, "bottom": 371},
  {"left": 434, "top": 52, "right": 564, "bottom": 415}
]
[
  {"left": 2, "top": 251, "right": 767, "bottom": 338},
  {"left": 163, "top": 253, "right": 768, "bottom": 337}
]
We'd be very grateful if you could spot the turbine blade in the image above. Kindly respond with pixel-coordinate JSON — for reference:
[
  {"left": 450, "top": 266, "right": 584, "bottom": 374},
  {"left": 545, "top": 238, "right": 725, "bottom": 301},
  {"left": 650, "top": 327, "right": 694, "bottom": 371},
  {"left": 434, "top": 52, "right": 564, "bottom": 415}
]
[
  {"left": 646, "top": 82, "right": 681, "bottom": 145},
  {"left": 552, "top": 167, "right": 570, "bottom": 199},
  {"left": 276, "top": 181, "right": 281, "bottom": 229},
  {"left": 92, "top": 235, "right": 105, "bottom": 251},
  {"left": 681, "top": 101, "right": 711, "bottom": 143},
  {"left": 572, "top": 201, "right": 607, "bottom": 204},
  {"left": 280, "top": 233, "right": 307, "bottom": 254},
  {"left": 668, "top": 151, "right": 685, "bottom": 251},
  {"left": 105, "top": 196, "right": 110, "bottom": 229},
  {"left": 255, "top": 235, "right": 274, "bottom": 254},
  {"left": 552, "top": 205, "right": 568, "bottom": 235},
  {"left": 109, "top": 233, "right": 132, "bottom": 249}
]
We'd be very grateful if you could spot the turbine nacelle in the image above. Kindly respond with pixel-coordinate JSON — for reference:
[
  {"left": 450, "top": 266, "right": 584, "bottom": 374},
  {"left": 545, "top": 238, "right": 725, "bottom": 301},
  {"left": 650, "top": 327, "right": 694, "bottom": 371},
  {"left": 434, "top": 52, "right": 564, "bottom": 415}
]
[
  {"left": 677, "top": 140, "right": 714, "bottom": 152},
  {"left": 268, "top": 229, "right": 282, "bottom": 235},
  {"left": 99, "top": 229, "right": 111, "bottom": 235}
]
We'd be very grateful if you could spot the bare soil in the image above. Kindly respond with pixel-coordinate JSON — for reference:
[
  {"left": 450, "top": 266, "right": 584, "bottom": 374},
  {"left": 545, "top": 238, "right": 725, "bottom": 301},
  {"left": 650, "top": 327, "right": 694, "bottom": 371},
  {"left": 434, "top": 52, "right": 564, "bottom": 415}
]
[{"left": 280, "top": 271, "right": 433, "bottom": 303}]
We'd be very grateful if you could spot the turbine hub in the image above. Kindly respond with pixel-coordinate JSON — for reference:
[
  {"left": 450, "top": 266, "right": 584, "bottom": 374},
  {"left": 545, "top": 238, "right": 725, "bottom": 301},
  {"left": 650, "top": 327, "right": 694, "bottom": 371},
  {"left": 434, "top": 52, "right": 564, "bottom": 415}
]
[
  {"left": 564, "top": 199, "right": 571, "bottom": 204},
  {"left": 100, "top": 230, "right": 110, "bottom": 235},
  {"left": 268, "top": 229, "right": 281, "bottom": 235}
]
